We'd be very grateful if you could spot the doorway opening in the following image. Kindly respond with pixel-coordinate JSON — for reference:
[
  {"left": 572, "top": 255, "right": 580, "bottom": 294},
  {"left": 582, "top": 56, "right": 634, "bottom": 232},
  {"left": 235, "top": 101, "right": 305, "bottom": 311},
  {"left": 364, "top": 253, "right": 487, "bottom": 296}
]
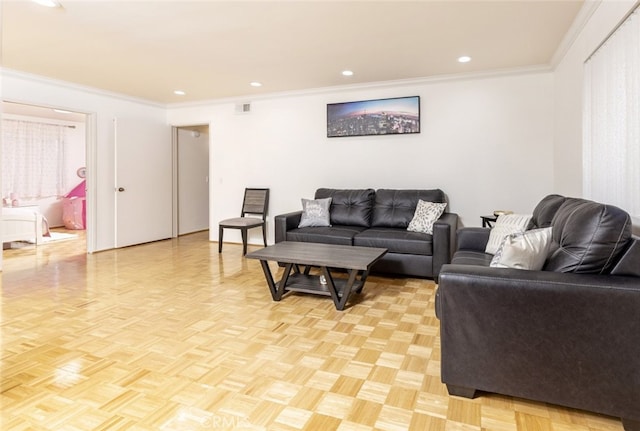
[
  {"left": 1, "top": 101, "right": 88, "bottom": 256},
  {"left": 172, "top": 125, "right": 210, "bottom": 237}
]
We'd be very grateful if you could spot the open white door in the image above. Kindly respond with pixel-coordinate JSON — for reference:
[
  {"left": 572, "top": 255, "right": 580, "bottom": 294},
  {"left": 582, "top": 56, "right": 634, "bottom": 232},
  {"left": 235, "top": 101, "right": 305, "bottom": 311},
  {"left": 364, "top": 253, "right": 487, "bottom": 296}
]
[{"left": 114, "top": 117, "right": 172, "bottom": 248}]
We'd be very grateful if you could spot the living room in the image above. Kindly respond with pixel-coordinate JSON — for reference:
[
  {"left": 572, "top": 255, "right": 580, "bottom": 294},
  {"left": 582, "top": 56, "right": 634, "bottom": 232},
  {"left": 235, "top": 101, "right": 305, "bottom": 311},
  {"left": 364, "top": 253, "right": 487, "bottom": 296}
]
[{"left": 3, "top": 1, "right": 638, "bottom": 257}]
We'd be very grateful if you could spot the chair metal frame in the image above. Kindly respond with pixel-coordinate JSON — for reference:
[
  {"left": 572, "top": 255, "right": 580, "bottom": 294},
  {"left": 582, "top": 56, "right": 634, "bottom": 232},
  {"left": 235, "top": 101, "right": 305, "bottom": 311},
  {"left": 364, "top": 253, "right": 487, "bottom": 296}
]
[{"left": 218, "top": 188, "right": 269, "bottom": 255}]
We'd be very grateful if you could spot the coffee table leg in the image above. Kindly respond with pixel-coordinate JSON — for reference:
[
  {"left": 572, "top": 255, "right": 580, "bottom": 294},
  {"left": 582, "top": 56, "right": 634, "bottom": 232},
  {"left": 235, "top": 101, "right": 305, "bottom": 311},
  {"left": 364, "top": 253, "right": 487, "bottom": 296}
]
[
  {"left": 276, "top": 263, "right": 295, "bottom": 300},
  {"left": 337, "top": 269, "right": 359, "bottom": 310},
  {"left": 320, "top": 267, "right": 340, "bottom": 308},
  {"left": 321, "top": 267, "right": 360, "bottom": 311},
  {"left": 355, "top": 269, "right": 370, "bottom": 294},
  {"left": 259, "top": 260, "right": 294, "bottom": 301},
  {"left": 259, "top": 260, "right": 278, "bottom": 300}
]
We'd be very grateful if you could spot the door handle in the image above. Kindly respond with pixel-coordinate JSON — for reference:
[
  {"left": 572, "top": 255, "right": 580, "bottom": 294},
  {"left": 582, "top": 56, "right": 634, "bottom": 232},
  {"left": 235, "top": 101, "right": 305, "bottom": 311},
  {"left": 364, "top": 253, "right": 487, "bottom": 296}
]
[{"left": 117, "top": 187, "right": 125, "bottom": 192}]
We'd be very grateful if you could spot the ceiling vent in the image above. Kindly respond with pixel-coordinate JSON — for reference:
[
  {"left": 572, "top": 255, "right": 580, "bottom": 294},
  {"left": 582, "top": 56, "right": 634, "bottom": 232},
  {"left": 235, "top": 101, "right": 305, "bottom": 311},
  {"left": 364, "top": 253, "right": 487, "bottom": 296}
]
[{"left": 235, "top": 102, "right": 251, "bottom": 114}]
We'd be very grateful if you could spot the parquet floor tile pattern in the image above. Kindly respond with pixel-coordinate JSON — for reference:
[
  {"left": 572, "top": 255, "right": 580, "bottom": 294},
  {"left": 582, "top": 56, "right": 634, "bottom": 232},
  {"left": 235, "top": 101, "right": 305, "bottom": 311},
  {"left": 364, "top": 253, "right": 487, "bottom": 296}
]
[{"left": 1, "top": 231, "right": 624, "bottom": 431}]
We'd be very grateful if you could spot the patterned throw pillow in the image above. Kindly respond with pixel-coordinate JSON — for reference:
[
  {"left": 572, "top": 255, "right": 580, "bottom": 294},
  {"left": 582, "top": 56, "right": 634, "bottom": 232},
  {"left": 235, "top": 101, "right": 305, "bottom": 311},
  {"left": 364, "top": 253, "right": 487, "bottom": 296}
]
[
  {"left": 490, "top": 227, "right": 553, "bottom": 270},
  {"left": 485, "top": 214, "right": 532, "bottom": 254},
  {"left": 298, "top": 197, "right": 332, "bottom": 228},
  {"left": 407, "top": 200, "right": 447, "bottom": 234}
]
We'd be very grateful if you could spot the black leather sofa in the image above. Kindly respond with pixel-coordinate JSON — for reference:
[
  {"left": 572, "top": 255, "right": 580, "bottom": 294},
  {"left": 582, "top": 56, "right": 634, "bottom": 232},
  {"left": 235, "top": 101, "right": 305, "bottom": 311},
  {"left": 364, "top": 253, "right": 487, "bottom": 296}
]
[
  {"left": 436, "top": 194, "right": 640, "bottom": 431},
  {"left": 274, "top": 188, "right": 458, "bottom": 279}
]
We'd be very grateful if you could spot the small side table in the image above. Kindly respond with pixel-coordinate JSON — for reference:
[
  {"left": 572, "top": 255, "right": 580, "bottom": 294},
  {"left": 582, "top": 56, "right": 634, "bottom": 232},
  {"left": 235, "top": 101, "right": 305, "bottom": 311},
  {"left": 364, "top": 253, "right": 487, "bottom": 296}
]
[{"left": 481, "top": 215, "right": 498, "bottom": 228}]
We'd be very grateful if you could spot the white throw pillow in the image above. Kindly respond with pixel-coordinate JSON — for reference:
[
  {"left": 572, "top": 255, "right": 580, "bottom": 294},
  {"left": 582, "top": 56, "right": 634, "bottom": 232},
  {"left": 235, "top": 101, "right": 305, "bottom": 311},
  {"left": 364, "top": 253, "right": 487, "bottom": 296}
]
[
  {"left": 485, "top": 213, "right": 532, "bottom": 254},
  {"left": 298, "top": 197, "right": 332, "bottom": 228},
  {"left": 490, "top": 227, "right": 553, "bottom": 270},
  {"left": 407, "top": 200, "right": 447, "bottom": 235}
]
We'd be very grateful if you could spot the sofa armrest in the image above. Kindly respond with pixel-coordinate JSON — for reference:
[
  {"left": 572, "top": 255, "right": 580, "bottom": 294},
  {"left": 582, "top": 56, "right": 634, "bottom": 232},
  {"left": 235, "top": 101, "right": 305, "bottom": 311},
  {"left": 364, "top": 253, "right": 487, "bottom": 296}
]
[
  {"left": 456, "top": 227, "right": 490, "bottom": 252},
  {"left": 274, "top": 211, "right": 302, "bottom": 243},
  {"left": 437, "top": 263, "right": 640, "bottom": 317},
  {"left": 432, "top": 212, "right": 459, "bottom": 280},
  {"left": 436, "top": 264, "right": 640, "bottom": 422}
]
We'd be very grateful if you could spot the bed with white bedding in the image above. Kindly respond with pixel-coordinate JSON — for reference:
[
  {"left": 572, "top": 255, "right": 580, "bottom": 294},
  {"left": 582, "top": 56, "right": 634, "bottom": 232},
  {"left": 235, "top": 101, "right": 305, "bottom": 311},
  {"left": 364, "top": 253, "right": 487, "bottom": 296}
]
[{"left": 1, "top": 207, "right": 50, "bottom": 246}]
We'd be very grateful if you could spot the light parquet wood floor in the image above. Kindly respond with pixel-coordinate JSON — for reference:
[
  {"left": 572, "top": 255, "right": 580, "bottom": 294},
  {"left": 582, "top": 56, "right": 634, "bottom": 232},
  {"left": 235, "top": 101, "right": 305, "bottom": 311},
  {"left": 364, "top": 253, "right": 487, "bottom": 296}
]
[{"left": 1, "top": 231, "right": 625, "bottom": 431}]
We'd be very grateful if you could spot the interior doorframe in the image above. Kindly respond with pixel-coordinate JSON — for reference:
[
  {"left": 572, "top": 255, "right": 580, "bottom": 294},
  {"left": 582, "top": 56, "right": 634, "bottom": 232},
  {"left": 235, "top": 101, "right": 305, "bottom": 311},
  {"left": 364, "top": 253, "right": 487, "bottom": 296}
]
[
  {"left": 1, "top": 99, "right": 94, "bottom": 253},
  {"left": 85, "top": 112, "right": 97, "bottom": 253},
  {"left": 171, "top": 126, "right": 179, "bottom": 238},
  {"left": 171, "top": 123, "right": 211, "bottom": 238}
]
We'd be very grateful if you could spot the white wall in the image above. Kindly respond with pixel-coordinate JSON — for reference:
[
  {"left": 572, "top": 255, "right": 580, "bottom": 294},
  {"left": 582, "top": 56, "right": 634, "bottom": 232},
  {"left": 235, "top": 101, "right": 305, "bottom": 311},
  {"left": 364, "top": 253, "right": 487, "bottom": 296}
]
[
  {"left": 3, "top": 70, "right": 167, "bottom": 252},
  {"left": 168, "top": 71, "right": 555, "bottom": 246},
  {"left": 553, "top": 0, "right": 637, "bottom": 196}
]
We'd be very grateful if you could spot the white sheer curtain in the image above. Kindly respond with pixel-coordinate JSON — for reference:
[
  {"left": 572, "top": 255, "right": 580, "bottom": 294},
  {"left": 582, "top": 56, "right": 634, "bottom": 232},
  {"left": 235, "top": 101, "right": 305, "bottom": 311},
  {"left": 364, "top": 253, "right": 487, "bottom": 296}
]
[
  {"left": 583, "top": 7, "right": 640, "bottom": 218},
  {"left": 1, "top": 119, "right": 68, "bottom": 200}
]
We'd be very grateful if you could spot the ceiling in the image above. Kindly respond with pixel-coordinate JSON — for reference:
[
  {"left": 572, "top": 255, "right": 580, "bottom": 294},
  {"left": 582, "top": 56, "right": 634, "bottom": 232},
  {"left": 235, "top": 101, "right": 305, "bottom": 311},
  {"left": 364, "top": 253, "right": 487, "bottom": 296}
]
[{"left": 2, "top": 0, "right": 585, "bottom": 105}]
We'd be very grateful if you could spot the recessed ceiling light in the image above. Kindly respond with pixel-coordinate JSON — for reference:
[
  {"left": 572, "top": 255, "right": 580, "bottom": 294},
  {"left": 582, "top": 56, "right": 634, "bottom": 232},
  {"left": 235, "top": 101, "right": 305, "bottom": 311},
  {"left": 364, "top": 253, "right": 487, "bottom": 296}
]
[
  {"left": 250, "top": 82, "right": 262, "bottom": 87},
  {"left": 458, "top": 56, "right": 472, "bottom": 63},
  {"left": 53, "top": 109, "right": 72, "bottom": 114},
  {"left": 32, "top": 0, "right": 60, "bottom": 7},
  {"left": 174, "top": 90, "right": 186, "bottom": 96},
  {"left": 342, "top": 70, "right": 354, "bottom": 76}
]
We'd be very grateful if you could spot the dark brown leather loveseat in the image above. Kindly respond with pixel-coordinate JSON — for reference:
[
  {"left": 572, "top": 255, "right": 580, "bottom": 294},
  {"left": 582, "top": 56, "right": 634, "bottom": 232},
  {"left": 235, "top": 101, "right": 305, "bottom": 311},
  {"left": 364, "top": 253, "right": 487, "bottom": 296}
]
[
  {"left": 274, "top": 188, "right": 458, "bottom": 279},
  {"left": 436, "top": 194, "right": 640, "bottom": 431}
]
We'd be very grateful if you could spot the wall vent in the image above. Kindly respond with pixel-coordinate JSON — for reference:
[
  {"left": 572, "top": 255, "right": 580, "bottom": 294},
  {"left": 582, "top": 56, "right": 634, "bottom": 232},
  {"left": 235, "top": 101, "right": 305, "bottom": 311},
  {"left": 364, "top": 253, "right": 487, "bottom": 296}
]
[{"left": 235, "top": 102, "right": 251, "bottom": 114}]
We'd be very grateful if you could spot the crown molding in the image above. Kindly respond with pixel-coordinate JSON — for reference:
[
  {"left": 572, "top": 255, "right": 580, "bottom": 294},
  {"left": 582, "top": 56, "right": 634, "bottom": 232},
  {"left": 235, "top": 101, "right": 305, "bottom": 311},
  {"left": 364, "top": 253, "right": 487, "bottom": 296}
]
[
  {"left": 3, "top": 63, "right": 554, "bottom": 112},
  {"left": 550, "top": 0, "right": 602, "bottom": 68},
  {"left": 166, "top": 64, "right": 553, "bottom": 109},
  {"left": 1, "top": 68, "right": 165, "bottom": 109}
]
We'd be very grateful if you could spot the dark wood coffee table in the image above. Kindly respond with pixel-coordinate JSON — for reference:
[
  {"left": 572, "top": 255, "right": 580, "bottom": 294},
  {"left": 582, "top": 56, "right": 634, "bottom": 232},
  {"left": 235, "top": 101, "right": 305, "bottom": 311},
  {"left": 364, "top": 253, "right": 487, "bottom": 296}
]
[{"left": 245, "top": 241, "right": 387, "bottom": 310}]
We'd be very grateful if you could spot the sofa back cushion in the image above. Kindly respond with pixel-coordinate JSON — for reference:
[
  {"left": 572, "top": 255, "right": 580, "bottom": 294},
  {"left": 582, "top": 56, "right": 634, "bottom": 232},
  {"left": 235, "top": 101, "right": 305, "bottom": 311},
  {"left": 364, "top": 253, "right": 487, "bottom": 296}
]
[
  {"left": 527, "top": 194, "right": 567, "bottom": 230},
  {"left": 544, "top": 198, "right": 632, "bottom": 274},
  {"left": 371, "top": 189, "right": 446, "bottom": 228},
  {"left": 315, "top": 188, "right": 375, "bottom": 227}
]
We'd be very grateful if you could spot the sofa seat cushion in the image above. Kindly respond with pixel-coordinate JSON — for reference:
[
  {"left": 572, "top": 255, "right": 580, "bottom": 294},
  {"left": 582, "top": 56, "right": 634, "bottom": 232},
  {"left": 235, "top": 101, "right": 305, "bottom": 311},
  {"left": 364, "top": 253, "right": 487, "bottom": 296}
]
[
  {"left": 315, "top": 188, "right": 375, "bottom": 227},
  {"left": 354, "top": 227, "right": 433, "bottom": 255},
  {"left": 286, "top": 225, "right": 366, "bottom": 246},
  {"left": 371, "top": 189, "right": 446, "bottom": 228},
  {"left": 451, "top": 250, "right": 494, "bottom": 266}
]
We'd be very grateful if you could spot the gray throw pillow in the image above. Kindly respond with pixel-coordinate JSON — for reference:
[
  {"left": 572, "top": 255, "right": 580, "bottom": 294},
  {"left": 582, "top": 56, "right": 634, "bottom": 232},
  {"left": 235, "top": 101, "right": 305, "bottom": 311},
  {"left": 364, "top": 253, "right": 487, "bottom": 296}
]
[{"left": 298, "top": 197, "right": 332, "bottom": 228}]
